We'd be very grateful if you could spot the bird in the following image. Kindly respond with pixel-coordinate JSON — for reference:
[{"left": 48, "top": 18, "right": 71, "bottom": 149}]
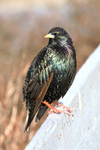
[{"left": 23, "top": 27, "right": 76, "bottom": 132}]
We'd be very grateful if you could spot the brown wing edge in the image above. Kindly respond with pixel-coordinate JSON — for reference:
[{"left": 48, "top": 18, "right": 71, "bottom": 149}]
[{"left": 24, "top": 71, "right": 54, "bottom": 132}]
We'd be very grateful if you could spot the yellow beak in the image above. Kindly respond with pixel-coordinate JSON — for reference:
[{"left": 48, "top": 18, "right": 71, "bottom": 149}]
[{"left": 44, "top": 33, "right": 54, "bottom": 39}]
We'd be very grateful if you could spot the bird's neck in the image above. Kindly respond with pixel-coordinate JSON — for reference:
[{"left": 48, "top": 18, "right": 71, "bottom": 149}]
[
  {"left": 59, "top": 39, "right": 67, "bottom": 46},
  {"left": 48, "top": 39, "right": 75, "bottom": 56},
  {"left": 58, "top": 39, "right": 71, "bottom": 50},
  {"left": 59, "top": 40, "right": 76, "bottom": 57},
  {"left": 48, "top": 39, "right": 53, "bottom": 45},
  {"left": 48, "top": 39, "right": 68, "bottom": 46}
]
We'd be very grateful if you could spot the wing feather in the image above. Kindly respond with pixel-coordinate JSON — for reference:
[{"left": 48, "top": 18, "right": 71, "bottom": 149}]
[{"left": 24, "top": 65, "right": 54, "bottom": 132}]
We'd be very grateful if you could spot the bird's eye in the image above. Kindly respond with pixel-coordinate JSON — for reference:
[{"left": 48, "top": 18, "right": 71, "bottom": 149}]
[{"left": 53, "top": 33, "right": 58, "bottom": 36}]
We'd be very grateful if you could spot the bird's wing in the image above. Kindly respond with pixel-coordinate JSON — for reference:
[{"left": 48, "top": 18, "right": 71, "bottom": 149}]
[{"left": 24, "top": 65, "right": 54, "bottom": 132}]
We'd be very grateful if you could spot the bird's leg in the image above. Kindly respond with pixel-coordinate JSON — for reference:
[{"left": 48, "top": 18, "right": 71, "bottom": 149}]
[
  {"left": 42, "top": 101, "right": 72, "bottom": 117},
  {"left": 42, "top": 101, "right": 61, "bottom": 113},
  {"left": 53, "top": 101, "right": 72, "bottom": 113}
]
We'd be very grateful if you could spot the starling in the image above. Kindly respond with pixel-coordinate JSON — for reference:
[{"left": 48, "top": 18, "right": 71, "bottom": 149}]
[{"left": 23, "top": 27, "right": 76, "bottom": 132}]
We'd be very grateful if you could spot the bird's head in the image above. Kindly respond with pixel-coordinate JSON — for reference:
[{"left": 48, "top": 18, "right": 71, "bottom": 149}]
[{"left": 44, "top": 27, "right": 73, "bottom": 46}]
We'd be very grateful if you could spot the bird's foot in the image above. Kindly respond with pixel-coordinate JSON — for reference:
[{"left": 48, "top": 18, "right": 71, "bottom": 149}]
[
  {"left": 53, "top": 101, "right": 72, "bottom": 113},
  {"left": 48, "top": 107, "right": 73, "bottom": 117},
  {"left": 42, "top": 101, "right": 73, "bottom": 117}
]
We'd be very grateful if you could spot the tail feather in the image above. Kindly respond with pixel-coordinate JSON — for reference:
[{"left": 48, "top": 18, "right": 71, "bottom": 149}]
[
  {"left": 35, "top": 105, "right": 48, "bottom": 122},
  {"left": 24, "top": 110, "right": 34, "bottom": 132}
]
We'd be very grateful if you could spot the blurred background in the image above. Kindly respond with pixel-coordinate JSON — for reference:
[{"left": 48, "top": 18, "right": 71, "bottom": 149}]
[{"left": 0, "top": 0, "right": 100, "bottom": 149}]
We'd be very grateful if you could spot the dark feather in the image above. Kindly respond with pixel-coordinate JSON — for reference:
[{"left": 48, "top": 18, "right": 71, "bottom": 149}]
[{"left": 24, "top": 66, "right": 54, "bottom": 132}]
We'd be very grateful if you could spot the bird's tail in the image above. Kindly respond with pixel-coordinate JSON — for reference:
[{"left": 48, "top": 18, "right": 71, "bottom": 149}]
[
  {"left": 35, "top": 105, "right": 48, "bottom": 121},
  {"left": 24, "top": 110, "right": 34, "bottom": 132}
]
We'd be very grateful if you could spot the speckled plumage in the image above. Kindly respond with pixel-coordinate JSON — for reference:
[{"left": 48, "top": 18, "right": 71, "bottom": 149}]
[{"left": 23, "top": 27, "right": 76, "bottom": 132}]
